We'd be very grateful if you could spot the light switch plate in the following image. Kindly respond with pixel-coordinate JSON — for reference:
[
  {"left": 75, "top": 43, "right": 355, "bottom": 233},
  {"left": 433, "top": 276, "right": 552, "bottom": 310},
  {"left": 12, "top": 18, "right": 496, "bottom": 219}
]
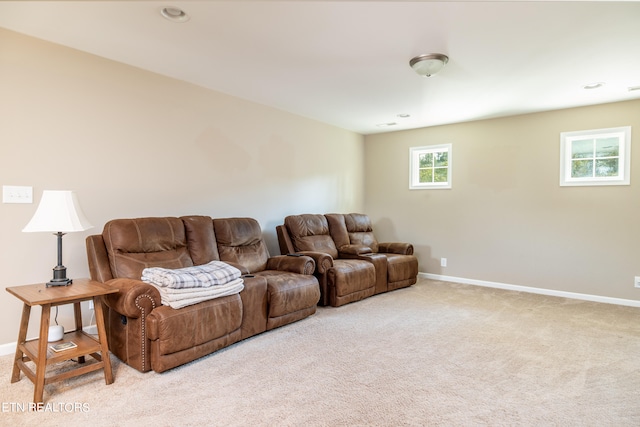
[{"left": 2, "top": 185, "right": 33, "bottom": 203}]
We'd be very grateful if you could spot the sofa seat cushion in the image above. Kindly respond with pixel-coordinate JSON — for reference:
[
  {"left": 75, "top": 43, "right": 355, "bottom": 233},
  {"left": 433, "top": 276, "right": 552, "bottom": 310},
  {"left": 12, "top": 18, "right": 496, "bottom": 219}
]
[
  {"left": 146, "top": 293, "right": 242, "bottom": 356},
  {"left": 329, "top": 259, "right": 376, "bottom": 297},
  {"left": 256, "top": 271, "right": 320, "bottom": 318}
]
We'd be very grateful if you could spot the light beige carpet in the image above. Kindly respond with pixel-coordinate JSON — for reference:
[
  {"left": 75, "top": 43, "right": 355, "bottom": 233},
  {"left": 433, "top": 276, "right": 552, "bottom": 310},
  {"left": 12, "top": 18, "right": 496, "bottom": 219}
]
[{"left": 1, "top": 279, "right": 639, "bottom": 426}]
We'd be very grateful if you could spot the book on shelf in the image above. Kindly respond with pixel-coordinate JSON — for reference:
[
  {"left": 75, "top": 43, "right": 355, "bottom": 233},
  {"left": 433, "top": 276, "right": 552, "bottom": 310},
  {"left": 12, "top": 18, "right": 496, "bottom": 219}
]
[{"left": 50, "top": 341, "right": 77, "bottom": 352}]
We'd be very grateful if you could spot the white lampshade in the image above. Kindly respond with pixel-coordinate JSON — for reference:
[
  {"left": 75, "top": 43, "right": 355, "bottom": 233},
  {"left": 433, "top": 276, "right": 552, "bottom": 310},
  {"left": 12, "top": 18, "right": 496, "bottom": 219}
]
[{"left": 23, "top": 191, "right": 93, "bottom": 233}]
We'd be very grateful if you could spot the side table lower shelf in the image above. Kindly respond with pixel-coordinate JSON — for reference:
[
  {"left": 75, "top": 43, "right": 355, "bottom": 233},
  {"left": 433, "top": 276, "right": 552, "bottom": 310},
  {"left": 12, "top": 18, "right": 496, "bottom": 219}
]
[{"left": 17, "top": 331, "right": 108, "bottom": 385}]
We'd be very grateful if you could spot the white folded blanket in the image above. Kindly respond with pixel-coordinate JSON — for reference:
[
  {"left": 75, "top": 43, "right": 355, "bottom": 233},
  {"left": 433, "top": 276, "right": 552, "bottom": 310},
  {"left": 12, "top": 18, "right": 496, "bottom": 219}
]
[
  {"left": 141, "top": 260, "right": 242, "bottom": 289},
  {"left": 150, "top": 278, "right": 245, "bottom": 309}
]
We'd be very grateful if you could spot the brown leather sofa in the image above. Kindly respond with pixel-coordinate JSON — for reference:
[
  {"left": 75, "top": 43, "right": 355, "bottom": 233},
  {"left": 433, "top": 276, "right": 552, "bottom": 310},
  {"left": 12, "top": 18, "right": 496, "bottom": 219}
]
[
  {"left": 277, "top": 213, "right": 418, "bottom": 306},
  {"left": 86, "top": 216, "right": 320, "bottom": 373}
]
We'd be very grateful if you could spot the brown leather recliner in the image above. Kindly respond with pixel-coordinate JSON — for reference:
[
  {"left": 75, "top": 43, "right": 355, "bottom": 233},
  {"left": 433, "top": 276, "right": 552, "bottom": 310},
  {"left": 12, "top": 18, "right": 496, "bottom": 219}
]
[
  {"left": 277, "top": 214, "right": 376, "bottom": 307},
  {"left": 86, "top": 215, "right": 319, "bottom": 373},
  {"left": 327, "top": 213, "right": 418, "bottom": 293}
]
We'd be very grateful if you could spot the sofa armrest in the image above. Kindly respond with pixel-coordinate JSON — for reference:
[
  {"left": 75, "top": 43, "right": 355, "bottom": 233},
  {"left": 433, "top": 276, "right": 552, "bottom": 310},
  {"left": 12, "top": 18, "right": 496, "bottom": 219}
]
[
  {"left": 378, "top": 242, "right": 414, "bottom": 255},
  {"left": 289, "top": 251, "right": 333, "bottom": 275},
  {"left": 103, "top": 278, "right": 162, "bottom": 319},
  {"left": 338, "top": 244, "right": 373, "bottom": 256},
  {"left": 266, "top": 255, "right": 316, "bottom": 275}
]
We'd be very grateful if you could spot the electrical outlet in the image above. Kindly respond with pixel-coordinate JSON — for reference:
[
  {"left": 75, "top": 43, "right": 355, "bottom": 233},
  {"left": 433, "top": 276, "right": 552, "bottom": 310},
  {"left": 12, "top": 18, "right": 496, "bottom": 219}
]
[
  {"left": 440, "top": 258, "right": 447, "bottom": 267},
  {"left": 88, "top": 300, "right": 94, "bottom": 310},
  {"left": 635, "top": 277, "right": 640, "bottom": 288},
  {"left": 2, "top": 185, "right": 33, "bottom": 203}
]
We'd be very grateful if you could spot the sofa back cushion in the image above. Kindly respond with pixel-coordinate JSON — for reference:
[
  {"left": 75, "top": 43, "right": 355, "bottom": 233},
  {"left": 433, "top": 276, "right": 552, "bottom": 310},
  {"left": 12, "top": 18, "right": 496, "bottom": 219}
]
[
  {"left": 102, "top": 217, "right": 193, "bottom": 279},
  {"left": 213, "top": 217, "right": 270, "bottom": 273},
  {"left": 344, "top": 213, "right": 379, "bottom": 253},
  {"left": 284, "top": 214, "right": 339, "bottom": 259},
  {"left": 181, "top": 215, "right": 220, "bottom": 265},
  {"left": 325, "top": 213, "right": 350, "bottom": 249}
]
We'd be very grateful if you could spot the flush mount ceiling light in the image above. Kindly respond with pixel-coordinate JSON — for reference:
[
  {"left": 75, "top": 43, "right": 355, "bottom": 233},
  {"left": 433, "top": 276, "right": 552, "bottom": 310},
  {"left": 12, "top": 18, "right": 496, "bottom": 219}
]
[
  {"left": 409, "top": 53, "right": 449, "bottom": 77},
  {"left": 161, "top": 6, "right": 190, "bottom": 23}
]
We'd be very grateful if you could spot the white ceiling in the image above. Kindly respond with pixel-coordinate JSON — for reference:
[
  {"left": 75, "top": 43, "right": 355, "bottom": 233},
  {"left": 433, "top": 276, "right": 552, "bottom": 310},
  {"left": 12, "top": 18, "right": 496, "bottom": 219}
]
[{"left": 1, "top": 1, "right": 640, "bottom": 135}]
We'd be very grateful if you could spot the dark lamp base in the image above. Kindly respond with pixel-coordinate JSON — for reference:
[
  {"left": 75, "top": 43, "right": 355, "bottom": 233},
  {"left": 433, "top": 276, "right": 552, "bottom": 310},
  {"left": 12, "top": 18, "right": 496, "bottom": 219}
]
[
  {"left": 46, "top": 278, "right": 73, "bottom": 287},
  {"left": 47, "top": 263, "right": 73, "bottom": 287}
]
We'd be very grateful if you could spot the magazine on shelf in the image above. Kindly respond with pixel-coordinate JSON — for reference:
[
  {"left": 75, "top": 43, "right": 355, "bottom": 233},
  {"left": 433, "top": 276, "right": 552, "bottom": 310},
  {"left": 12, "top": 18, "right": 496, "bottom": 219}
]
[{"left": 49, "top": 341, "right": 77, "bottom": 352}]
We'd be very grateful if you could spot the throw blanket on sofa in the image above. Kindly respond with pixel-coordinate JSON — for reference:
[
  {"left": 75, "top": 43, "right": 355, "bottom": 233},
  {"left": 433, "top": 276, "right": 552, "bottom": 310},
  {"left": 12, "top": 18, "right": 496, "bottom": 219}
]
[
  {"left": 149, "top": 278, "right": 245, "bottom": 309},
  {"left": 141, "top": 261, "right": 242, "bottom": 289}
]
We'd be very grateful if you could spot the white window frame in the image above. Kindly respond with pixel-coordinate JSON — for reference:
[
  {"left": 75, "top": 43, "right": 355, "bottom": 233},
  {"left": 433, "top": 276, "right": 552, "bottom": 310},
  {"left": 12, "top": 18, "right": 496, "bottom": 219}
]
[
  {"left": 409, "top": 144, "right": 452, "bottom": 190},
  {"left": 560, "top": 126, "right": 631, "bottom": 187}
]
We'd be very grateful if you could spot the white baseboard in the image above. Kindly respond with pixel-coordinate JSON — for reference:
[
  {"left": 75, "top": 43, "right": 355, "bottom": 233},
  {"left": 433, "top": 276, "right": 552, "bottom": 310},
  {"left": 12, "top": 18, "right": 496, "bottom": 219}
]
[
  {"left": 0, "top": 325, "right": 98, "bottom": 357},
  {"left": 420, "top": 272, "right": 640, "bottom": 308},
  {"left": 0, "top": 341, "right": 16, "bottom": 357}
]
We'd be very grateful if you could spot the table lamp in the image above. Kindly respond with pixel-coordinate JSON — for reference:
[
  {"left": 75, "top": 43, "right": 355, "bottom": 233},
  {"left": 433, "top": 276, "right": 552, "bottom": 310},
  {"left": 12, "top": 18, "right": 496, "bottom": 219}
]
[{"left": 23, "top": 190, "right": 93, "bottom": 287}]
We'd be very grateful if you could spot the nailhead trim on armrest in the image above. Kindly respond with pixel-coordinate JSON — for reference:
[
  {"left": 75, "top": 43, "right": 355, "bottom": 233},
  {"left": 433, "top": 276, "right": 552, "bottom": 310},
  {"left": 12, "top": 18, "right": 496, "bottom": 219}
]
[{"left": 135, "top": 294, "right": 157, "bottom": 372}]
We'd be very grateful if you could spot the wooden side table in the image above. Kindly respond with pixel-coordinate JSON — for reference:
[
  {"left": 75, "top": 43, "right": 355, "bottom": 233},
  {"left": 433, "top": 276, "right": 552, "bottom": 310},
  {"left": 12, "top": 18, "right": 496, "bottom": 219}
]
[{"left": 6, "top": 278, "right": 118, "bottom": 403}]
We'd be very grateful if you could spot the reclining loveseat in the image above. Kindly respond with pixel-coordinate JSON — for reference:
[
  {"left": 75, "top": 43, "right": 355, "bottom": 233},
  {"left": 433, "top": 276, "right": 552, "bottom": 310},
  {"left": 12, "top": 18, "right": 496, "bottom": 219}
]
[
  {"left": 276, "top": 213, "right": 418, "bottom": 307},
  {"left": 86, "top": 216, "right": 320, "bottom": 373}
]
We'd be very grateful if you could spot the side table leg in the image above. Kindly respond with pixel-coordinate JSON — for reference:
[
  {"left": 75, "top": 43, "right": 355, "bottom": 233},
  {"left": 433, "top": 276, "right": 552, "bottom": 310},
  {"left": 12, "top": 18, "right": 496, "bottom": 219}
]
[
  {"left": 33, "top": 304, "right": 51, "bottom": 403},
  {"left": 73, "top": 301, "right": 85, "bottom": 364},
  {"left": 94, "top": 296, "right": 113, "bottom": 385},
  {"left": 11, "top": 304, "right": 31, "bottom": 383}
]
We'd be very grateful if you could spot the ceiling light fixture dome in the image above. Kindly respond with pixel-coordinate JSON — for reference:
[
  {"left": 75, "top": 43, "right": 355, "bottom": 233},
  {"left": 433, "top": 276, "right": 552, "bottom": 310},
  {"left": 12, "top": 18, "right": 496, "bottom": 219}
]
[
  {"left": 161, "top": 6, "right": 190, "bottom": 23},
  {"left": 410, "top": 53, "right": 449, "bottom": 77}
]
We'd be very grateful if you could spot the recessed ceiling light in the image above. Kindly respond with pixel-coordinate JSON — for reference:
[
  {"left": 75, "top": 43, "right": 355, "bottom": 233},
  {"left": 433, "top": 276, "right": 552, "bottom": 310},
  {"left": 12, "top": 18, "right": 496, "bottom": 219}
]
[
  {"left": 161, "top": 7, "right": 190, "bottom": 23},
  {"left": 376, "top": 122, "right": 398, "bottom": 128},
  {"left": 397, "top": 114, "right": 411, "bottom": 118},
  {"left": 628, "top": 86, "right": 640, "bottom": 92},
  {"left": 583, "top": 82, "right": 604, "bottom": 90}
]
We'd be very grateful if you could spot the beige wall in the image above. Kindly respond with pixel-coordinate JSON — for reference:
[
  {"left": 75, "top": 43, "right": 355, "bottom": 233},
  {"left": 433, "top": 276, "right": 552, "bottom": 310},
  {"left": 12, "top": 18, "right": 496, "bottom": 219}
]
[
  {"left": 0, "top": 29, "right": 364, "bottom": 346},
  {"left": 365, "top": 99, "right": 640, "bottom": 301}
]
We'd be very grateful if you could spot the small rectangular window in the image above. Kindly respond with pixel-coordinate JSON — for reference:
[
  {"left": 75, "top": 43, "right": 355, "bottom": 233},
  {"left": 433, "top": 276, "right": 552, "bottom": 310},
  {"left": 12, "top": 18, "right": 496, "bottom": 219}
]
[
  {"left": 560, "top": 126, "right": 631, "bottom": 186},
  {"left": 410, "top": 144, "right": 452, "bottom": 189}
]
